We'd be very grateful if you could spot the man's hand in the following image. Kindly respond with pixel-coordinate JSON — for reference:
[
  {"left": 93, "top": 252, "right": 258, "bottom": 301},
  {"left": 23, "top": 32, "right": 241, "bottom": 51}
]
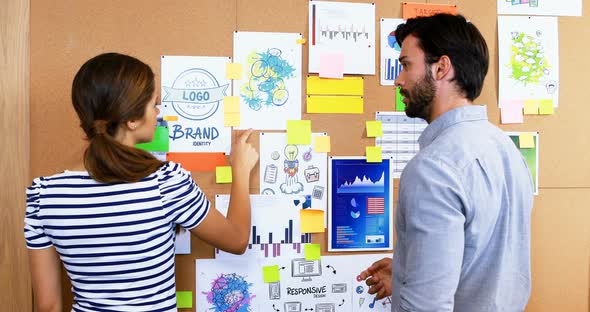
[{"left": 358, "top": 257, "right": 393, "bottom": 299}]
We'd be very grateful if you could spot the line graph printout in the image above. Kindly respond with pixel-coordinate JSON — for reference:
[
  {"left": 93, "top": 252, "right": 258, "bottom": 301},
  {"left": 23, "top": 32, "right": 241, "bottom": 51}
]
[
  {"left": 375, "top": 112, "right": 427, "bottom": 178},
  {"left": 309, "top": 1, "right": 375, "bottom": 75},
  {"left": 328, "top": 157, "right": 393, "bottom": 252},
  {"left": 498, "top": 16, "right": 559, "bottom": 108},
  {"left": 233, "top": 31, "right": 302, "bottom": 130}
]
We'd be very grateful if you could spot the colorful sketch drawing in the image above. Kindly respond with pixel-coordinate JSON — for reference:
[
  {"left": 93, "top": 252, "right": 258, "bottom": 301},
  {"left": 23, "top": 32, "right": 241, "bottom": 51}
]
[
  {"left": 280, "top": 145, "right": 304, "bottom": 194},
  {"left": 241, "top": 48, "right": 295, "bottom": 111},
  {"left": 508, "top": 0, "right": 539, "bottom": 7},
  {"left": 509, "top": 31, "right": 550, "bottom": 85},
  {"left": 203, "top": 273, "right": 256, "bottom": 312}
]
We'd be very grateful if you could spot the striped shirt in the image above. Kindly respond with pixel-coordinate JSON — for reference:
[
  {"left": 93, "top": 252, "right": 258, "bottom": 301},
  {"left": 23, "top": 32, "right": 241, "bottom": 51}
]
[{"left": 24, "top": 161, "right": 210, "bottom": 312}]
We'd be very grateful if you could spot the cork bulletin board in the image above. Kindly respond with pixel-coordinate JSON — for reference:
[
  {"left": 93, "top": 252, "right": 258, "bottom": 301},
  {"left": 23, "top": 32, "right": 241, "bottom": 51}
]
[{"left": 30, "top": 0, "right": 589, "bottom": 311}]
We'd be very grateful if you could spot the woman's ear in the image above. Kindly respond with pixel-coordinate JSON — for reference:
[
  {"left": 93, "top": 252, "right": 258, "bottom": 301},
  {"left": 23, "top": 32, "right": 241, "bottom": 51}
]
[{"left": 125, "top": 120, "right": 138, "bottom": 130}]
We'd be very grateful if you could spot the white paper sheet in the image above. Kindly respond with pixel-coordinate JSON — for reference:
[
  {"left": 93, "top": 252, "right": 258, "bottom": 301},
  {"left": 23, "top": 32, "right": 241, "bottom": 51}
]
[
  {"left": 233, "top": 32, "right": 302, "bottom": 130},
  {"left": 380, "top": 18, "right": 405, "bottom": 86},
  {"left": 498, "top": 0, "right": 582, "bottom": 16},
  {"left": 308, "top": 1, "right": 376, "bottom": 75},
  {"left": 196, "top": 258, "right": 263, "bottom": 312},
  {"left": 498, "top": 16, "right": 559, "bottom": 107},
  {"left": 375, "top": 112, "right": 427, "bottom": 178},
  {"left": 259, "top": 132, "right": 328, "bottom": 224},
  {"left": 161, "top": 55, "right": 232, "bottom": 153},
  {"left": 196, "top": 254, "right": 392, "bottom": 312},
  {"left": 174, "top": 227, "right": 191, "bottom": 254}
]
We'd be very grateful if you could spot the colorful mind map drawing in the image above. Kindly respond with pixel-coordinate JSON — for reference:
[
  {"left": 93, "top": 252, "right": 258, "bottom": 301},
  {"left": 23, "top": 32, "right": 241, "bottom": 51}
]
[
  {"left": 241, "top": 48, "right": 295, "bottom": 112},
  {"left": 509, "top": 31, "right": 551, "bottom": 86},
  {"left": 203, "top": 273, "right": 256, "bottom": 312}
]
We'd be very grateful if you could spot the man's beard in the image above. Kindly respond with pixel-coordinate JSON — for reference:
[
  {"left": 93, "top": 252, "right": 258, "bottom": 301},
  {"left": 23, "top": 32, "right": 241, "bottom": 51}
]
[{"left": 401, "top": 68, "right": 436, "bottom": 122}]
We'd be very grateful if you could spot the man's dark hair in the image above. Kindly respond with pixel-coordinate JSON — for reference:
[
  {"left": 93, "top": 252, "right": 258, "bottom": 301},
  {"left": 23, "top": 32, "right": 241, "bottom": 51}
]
[{"left": 395, "top": 14, "right": 489, "bottom": 101}]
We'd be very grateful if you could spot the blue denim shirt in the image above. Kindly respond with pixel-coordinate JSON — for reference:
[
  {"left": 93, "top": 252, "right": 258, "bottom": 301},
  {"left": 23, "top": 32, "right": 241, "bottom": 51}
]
[{"left": 392, "top": 105, "right": 534, "bottom": 312}]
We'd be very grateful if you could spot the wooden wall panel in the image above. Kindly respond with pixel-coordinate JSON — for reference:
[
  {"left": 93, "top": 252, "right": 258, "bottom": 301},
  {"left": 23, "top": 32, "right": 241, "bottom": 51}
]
[
  {"left": 1, "top": 0, "right": 31, "bottom": 310},
  {"left": 28, "top": 0, "right": 589, "bottom": 311}
]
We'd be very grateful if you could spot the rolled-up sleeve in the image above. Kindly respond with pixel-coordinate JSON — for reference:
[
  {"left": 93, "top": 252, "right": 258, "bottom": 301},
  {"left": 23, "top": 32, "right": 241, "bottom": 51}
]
[{"left": 397, "top": 156, "right": 467, "bottom": 312}]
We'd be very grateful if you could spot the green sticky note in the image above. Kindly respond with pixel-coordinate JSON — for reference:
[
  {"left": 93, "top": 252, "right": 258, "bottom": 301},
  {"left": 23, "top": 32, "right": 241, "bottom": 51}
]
[
  {"left": 135, "top": 126, "right": 169, "bottom": 152},
  {"left": 215, "top": 166, "right": 233, "bottom": 184},
  {"left": 176, "top": 291, "right": 193, "bottom": 309},
  {"left": 287, "top": 120, "right": 312, "bottom": 145},
  {"left": 263, "top": 265, "right": 280, "bottom": 283},
  {"left": 304, "top": 243, "right": 321, "bottom": 261},
  {"left": 539, "top": 99, "right": 554, "bottom": 115},
  {"left": 395, "top": 87, "right": 406, "bottom": 112},
  {"left": 366, "top": 146, "right": 382, "bottom": 163},
  {"left": 366, "top": 120, "right": 383, "bottom": 137}
]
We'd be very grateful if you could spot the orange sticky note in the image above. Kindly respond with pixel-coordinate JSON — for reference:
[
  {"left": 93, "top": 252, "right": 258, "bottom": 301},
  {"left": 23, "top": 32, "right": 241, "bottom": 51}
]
[
  {"left": 226, "top": 63, "right": 243, "bottom": 80},
  {"left": 366, "top": 146, "right": 382, "bottom": 163},
  {"left": 519, "top": 134, "right": 535, "bottom": 149},
  {"left": 314, "top": 136, "right": 331, "bottom": 153},
  {"left": 224, "top": 96, "right": 240, "bottom": 113},
  {"left": 402, "top": 2, "right": 458, "bottom": 19},
  {"left": 296, "top": 38, "right": 307, "bottom": 44},
  {"left": 539, "top": 99, "right": 555, "bottom": 115},
  {"left": 167, "top": 153, "right": 227, "bottom": 172},
  {"left": 163, "top": 115, "right": 179, "bottom": 121},
  {"left": 523, "top": 100, "right": 540, "bottom": 115},
  {"left": 224, "top": 113, "right": 240, "bottom": 127},
  {"left": 319, "top": 52, "right": 344, "bottom": 79},
  {"left": 500, "top": 106, "right": 523, "bottom": 124},
  {"left": 300, "top": 209, "right": 325, "bottom": 233}
]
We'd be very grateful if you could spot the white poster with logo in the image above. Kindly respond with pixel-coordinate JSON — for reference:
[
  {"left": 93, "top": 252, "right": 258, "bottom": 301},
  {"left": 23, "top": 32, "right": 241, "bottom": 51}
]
[
  {"left": 380, "top": 18, "right": 405, "bottom": 86},
  {"left": 161, "top": 55, "right": 232, "bottom": 153},
  {"left": 259, "top": 133, "right": 328, "bottom": 224},
  {"left": 233, "top": 32, "right": 302, "bottom": 130}
]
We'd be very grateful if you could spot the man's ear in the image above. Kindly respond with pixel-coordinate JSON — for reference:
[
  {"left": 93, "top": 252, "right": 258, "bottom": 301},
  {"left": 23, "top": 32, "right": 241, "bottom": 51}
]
[{"left": 434, "top": 55, "right": 453, "bottom": 81}]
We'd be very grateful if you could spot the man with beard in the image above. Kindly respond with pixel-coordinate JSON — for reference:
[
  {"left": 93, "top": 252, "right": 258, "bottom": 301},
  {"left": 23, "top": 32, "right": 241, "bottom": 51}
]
[{"left": 358, "top": 14, "right": 534, "bottom": 311}]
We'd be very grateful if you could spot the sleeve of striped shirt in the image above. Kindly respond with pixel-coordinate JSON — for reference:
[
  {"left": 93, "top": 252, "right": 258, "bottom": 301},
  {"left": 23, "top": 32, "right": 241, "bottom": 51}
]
[
  {"left": 24, "top": 178, "right": 53, "bottom": 249},
  {"left": 158, "top": 162, "right": 210, "bottom": 230}
]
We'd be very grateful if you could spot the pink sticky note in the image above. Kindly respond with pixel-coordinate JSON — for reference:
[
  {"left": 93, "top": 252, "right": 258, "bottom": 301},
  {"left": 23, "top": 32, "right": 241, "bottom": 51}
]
[
  {"left": 499, "top": 99, "right": 524, "bottom": 109},
  {"left": 500, "top": 106, "right": 524, "bottom": 124},
  {"left": 319, "top": 52, "right": 344, "bottom": 79}
]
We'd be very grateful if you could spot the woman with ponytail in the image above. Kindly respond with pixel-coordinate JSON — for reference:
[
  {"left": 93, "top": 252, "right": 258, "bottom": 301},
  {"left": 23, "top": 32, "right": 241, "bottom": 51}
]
[{"left": 24, "top": 53, "right": 258, "bottom": 312}]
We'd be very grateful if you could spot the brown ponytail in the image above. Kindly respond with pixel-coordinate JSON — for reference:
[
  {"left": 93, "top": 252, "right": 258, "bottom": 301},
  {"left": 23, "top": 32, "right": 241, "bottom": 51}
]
[{"left": 72, "top": 53, "right": 165, "bottom": 183}]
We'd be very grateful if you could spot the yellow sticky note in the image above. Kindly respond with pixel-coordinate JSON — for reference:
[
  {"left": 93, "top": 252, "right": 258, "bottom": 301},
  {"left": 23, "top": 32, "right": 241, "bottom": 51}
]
[
  {"left": 163, "top": 115, "right": 179, "bottom": 121},
  {"left": 519, "top": 134, "right": 535, "bottom": 148},
  {"left": 539, "top": 99, "right": 555, "bottom": 115},
  {"left": 366, "top": 121, "right": 383, "bottom": 137},
  {"left": 224, "top": 113, "right": 240, "bottom": 127},
  {"left": 296, "top": 38, "right": 307, "bottom": 44},
  {"left": 300, "top": 209, "right": 325, "bottom": 233},
  {"left": 366, "top": 146, "right": 382, "bottom": 163},
  {"left": 307, "top": 95, "right": 364, "bottom": 114},
  {"left": 306, "top": 76, "right": 364, "bottom": 96},
  {"left": 304, "top": 244, "right": 321, "bottom": 261},
  {"left": 215, "top": 166, "right": 232, "bottom": 184},
  {"left": 226, "top": 63, "right": 243, "bottom": 80},
  {"left": 523, "top": 100, "right": 539, "bottom": 115},
  {"left": 263, "top": 265, "right": 280, "bottom": 283},
  {"left": 287, "top": 120, "right": 312, "bottom": 145},
  {"left": 176, "top": 291, "right": 193, "bottom": 309},
  {"left": 313, "top": 136, "right": 331, "bottom": 153},
  {"left": 224, "top": 96, "right": 240, "bottom": 113}
]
